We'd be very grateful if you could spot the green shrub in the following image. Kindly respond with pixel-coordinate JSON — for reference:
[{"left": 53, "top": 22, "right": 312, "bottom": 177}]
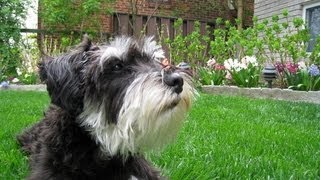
[{"left": 0, "top": 0, "right": 28, "bottom": 81}]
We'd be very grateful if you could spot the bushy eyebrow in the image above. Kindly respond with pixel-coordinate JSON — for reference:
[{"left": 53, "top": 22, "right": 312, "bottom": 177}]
[
  {"left": 141, "top": 37, "right": 165, "bottom": 63},
  {"left": 98, "top": 36, "right": 165, "bottom": 69}
]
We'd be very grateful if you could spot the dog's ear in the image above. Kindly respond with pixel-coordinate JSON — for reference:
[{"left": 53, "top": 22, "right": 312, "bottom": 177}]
[
  {"left": 39, "top": 35, "right": 95, "bottom": 115},
  {"left": 77, "top": 34, "right": 92, "bottom": 52},
  {"left": 38, "top": 55, "right": 54, "bottom": 82},
  {"left": 38, "top": 34, "right": 93, "bottom": 82}
]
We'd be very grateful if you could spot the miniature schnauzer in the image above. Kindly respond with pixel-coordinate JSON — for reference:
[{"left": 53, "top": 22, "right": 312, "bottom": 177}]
[{"left": 17, "top": 35, "right": 195, "bottom": 179}]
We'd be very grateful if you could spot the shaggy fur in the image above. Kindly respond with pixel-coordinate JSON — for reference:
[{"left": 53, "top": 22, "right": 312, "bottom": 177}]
[{"left": 17, "top": 35, "right": 195, "bottom": 180}]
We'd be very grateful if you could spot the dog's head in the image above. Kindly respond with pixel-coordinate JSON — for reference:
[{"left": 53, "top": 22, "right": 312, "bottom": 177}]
[{"left": 40, "top": 35, "right": 196, "bottom": 157}]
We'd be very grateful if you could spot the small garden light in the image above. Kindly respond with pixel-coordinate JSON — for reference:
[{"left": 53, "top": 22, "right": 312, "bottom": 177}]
[
  {"left": 177, "top": 62, "right": 190, "bottom": 70},
  {"left": 0, "top": 81, "right": 9, "bottom": 89},
  {"left": 262, "top": 64, "right": 277, "bottom": 88}
]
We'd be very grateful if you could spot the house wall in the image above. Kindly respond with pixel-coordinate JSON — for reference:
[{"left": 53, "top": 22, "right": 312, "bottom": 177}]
[
  {"left": 254, "top": 0, "right": 316, "bottom": 23},
  {"left": 254, "top": 0, "right": 320, "bottom": 54}
]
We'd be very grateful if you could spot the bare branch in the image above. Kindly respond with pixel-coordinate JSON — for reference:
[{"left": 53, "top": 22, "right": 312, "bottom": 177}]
[
  {"left": 114, "top": 13, "right": 121, "bottom": 35},
  {"left": 139, "top": 1, "right": 161, "bottom": 39}
]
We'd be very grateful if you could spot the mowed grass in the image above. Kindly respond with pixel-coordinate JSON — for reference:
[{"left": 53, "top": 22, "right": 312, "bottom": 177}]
[
  {"left": 0, "top": 90, "right": 320, "bottom": 179},
  {"left": 0, "top": 91, "right": 49, "bottom": 179},
  {"left": 150, "top": 93, "right": 320, "bottom": 179}
]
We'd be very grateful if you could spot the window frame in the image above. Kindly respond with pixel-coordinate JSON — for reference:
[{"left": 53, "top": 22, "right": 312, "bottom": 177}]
[{"left": 303, "top": 1, "right": 320, "bottom": 52}]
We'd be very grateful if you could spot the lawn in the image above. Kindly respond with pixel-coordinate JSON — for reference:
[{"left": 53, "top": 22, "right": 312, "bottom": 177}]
[
  {"left": 0, "top": 91, "right": 49, "bottom": 179},
  {"left": 0, "top": 90, "right": 319, "bottom": 179}
]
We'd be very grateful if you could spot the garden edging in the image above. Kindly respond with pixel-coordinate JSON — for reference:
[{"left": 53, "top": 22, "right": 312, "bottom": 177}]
[
  {"left": 2, "top": 85, "right": 319, "bottom": 105},
  {"left": 1, "top": 84, "right": 47, "bottom": 92},
  {"left": 202, "top": 85, "right": 320, "bottom": 104}
]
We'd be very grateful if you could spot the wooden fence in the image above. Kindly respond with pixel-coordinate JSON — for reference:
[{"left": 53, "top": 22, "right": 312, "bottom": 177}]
[
  {"left": 113, "top": 13, "right": 214, "bottom": 40},
  {"left": 113, "top": 13, "right": 214, "bottom": 57},
  {"left": 21, "top": 14, "right": 215, "bottom": 57}
]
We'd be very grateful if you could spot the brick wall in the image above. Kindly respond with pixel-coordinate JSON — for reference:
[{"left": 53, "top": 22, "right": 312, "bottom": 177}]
[
  {"left": 113, "top": 0, "right": 234, "bottom": 22},
  {"left": 38, "top": 0, "right": 254, "bottom": 37},
  {"left": 105, "top": 0, "right": 254, "bottom": 34}
]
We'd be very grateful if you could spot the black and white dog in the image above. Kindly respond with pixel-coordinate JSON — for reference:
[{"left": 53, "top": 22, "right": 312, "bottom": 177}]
[{"left": 17, "top": 35, "right": 195, "bottom": 180}]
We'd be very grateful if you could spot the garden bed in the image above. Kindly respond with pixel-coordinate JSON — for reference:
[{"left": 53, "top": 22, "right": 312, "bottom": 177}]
[{"left": 202, "top": 85, "right": 320, "bottom": 104}]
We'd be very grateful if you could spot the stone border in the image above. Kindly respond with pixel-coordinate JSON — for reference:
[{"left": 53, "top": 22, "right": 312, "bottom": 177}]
[
  {"left": 0, "top": 84, "right": 47, "bottom": 91},
  {"left": 1, "top": 84, "right": 320, "bottom": 104},
  {"left": 202, "top": 85, "right": 320, "bottom": 104}
]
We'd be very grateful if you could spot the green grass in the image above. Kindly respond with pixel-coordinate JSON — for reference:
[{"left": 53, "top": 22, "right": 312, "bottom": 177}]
[
  {"left": 1, "top": 90, "right": 320, "bottom": 179},
  {"left": 150, "top": 94, "right": 320, "bottom": 179},
  {"left": 0, "top": 91, "right": 49, "bottom": 179}
]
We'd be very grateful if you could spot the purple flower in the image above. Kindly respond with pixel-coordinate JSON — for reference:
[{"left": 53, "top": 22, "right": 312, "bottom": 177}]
[
  {"left": 308, "top": 64, "right": 320, "bottom": 77},
  {"left": 274, "top": 62, "right": 285, "bottom": 73}
]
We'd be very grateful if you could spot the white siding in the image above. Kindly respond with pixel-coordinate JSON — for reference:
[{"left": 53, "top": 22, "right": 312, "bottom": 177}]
[{"left": 254, "top": 0, "right": 316, "bottom": 24}]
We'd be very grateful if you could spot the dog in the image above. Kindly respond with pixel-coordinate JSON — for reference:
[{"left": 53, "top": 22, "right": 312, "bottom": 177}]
[{"left": 17, "top": 35, "right": 195, "bottom": 180}]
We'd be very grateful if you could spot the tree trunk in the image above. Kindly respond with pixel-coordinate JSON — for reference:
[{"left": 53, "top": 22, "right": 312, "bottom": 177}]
[{"left": 237, "top": 0, "right": 243, "bottom": 30}]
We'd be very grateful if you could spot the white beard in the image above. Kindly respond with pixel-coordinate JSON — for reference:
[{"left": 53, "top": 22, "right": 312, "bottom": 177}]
[{"left": 79, "top": 72, "right": 195, "bottom": 158}]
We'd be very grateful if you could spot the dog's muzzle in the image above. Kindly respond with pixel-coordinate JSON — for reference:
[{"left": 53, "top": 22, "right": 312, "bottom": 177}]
[{"left": 162, "top": 68, "right": 184, "bottom": 94}]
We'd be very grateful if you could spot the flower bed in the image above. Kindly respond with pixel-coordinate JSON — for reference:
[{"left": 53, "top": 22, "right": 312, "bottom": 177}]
[
  {"left": 198, "top": 57, "right": 320, "bottom": 91},
  {"left": 194, "top": 9, "right": 320, "bottom": 91}
]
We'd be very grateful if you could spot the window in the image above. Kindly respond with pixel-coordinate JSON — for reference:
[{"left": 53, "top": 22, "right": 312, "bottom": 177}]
[{"left": 304, "top": 2, "right": 320, "bottom": 52}]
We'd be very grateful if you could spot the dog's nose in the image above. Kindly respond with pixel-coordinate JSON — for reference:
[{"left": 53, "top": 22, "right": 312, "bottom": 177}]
[{"left": 163, "top": 72, "right": 184, "bottom": 94}]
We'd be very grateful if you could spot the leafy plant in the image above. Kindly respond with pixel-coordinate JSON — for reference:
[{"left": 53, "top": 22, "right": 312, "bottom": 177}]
[
  {"left": 260, "top": 10, "right": 310, "bottom": 64},
  {"left": 164, "top": 19, "right": 210, "bottom": 68},
  {"left": 209, "top": 18, "right": 229, "bottom": 63},
  {"left": 18, "top": 72, "right": 38, "bottom": 85},
  {"left": 38, "top": 0, "right": 114, "bottom": 55},
  {"left": 184, "top": 21, "right": 209, "bottom": 67},
  {"left": 0, "top": 0, "right": 29, "bottom": 81},
  {"left": 40, "top": 0, "right": 114, "bottom": 34},
  {"left": 165, "top": 18, "right": 186, "bottom": 64}
]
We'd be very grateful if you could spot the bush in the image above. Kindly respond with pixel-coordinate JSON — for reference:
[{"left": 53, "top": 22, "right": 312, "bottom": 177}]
[
  {"left": 164, "top": 19, "right": 209, "bottom": 67},
  {"left": 0, "top": 0, "right": 29, "bottom": 81}
]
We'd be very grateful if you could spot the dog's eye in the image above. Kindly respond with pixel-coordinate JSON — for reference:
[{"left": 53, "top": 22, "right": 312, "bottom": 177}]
[{"left": 112, "top": 63, "right": 123, "bottom": 71}]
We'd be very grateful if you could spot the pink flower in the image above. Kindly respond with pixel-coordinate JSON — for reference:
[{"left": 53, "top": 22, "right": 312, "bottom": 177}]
[
  {"left": 214, "top": 64, "right": 225, "bottom": 71},
  {"left": 207, "top": 58, "right": 216, "bottom": 68},
  {"left": 286, "top": 61, "right": 299, "bottom": 74}
]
